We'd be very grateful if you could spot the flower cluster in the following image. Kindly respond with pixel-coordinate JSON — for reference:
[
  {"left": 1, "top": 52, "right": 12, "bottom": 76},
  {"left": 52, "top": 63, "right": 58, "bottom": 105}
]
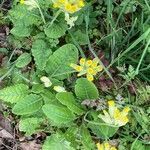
[
  {"left": 98, "top": 100, "right": 130, "bottom": 127},
  {"left": 52, "top": 0, "right": 85, "bottom": 14},
  {"left": 70, "top": 58, "right": 103, "bottom": 81},
  {"left": 97, "top": 142, "right": 117, "bottom": 150}
]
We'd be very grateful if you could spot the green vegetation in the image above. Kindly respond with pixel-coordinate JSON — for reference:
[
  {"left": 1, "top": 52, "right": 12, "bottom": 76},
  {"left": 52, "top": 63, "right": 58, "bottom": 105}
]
[{"left": 0, "top": 0, "right": 149, "bottom": 149}]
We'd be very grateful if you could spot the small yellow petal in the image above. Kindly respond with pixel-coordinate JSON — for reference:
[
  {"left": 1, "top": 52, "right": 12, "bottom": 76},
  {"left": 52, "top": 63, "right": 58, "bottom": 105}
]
[
  {"left": 121, "top": 116, "right": 129, "bottom": 123},
  {"left": 123, "top": 107, "right": 130, "bottom": 113},
  {"left": 91, "top": 62, "right": 97, "bottom": 68},
  {"left": 70, "top": 64, "right": 83, "bottom": 72},
  {"left": 76, "top": 66, "right": 83, "bottom": 71},
  {"left": 96, "top": 143, "right": 103, "bottom": 150},
  {"left": 53, "top": 3, "right": 60, "bottom": 8},
  {"left": 58, "top": 0, "right": 65, "bottom": 3},
  {"left": 113, "top": 108, "right": 121, "bottom": 119},
  {"left": 86, "top": 60, "right": 93, "bottom": 66},
  {"left": 86, "top": 74, "right": 94, "bottom": 81},
  {"left": 110, "top": 147, "right": 117, "bottom": 150},
  {"left": 87, "top": 68, "right": 95, "bottom": 74},
  {"left": 108, "top": 100, "right": 115, "bottom": 106},
  {"left": 78, "top": 0, "right": 85, "bottom": 7},
  {"left": 80, "top": 58, "right": 86, "bottom": 65},
  {"left": 65, "top": 3, "right": 73, "bottom": 13},
  {"left": 71, "top": 4, "right": 78, "bottom": 12},
  {"left": 20, "top": 0, "right": 24, "bottom": 4},
  {"left": 104, "top": 142, "right": 110, "bottom": 148}
]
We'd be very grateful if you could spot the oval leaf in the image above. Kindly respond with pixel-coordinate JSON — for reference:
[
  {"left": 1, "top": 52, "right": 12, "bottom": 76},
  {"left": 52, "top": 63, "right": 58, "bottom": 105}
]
[
  {"left": 88, "top": 122, "right": 118, "bottom": 139},
  {"left": 80, "top": 124, "right": 95, "bottom": 150},
  {"left": 16, "top": 52, "right": 31, "bottom": 68},
  {"left": 42, "top": 134, "right": 75, "bottom": 150},
  {"left": 12, "top": 94, "right": 43, "bottom": 115},
  {"left": 56, "top": 92, "right": 84, "bottom": 115},
  {"left": 45, "top": 44, "right": 78, "bottom": 80},
  {"left": 75, "top": 78, "right": 99, "bottom": 100},
  {"left": 44, "top": 20, "right": 67, "bottom": 39},
  {"left": 31, "top": 39, "right": 52, "bottom": 70},
  {"left": 19, "top": 117, "right": 44, "bottom": 136},
  {"left": 0, "top": 84, "right": 29, "bottom": 103},
  {"left": 42, "top": 104, "right": 76, "bottom": 125}
]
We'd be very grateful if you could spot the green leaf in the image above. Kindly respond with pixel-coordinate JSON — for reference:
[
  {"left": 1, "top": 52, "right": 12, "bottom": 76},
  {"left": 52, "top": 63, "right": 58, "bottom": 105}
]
[
  {"left": 12, "top": 94, "right": 43, "bottom": 115},
  {"left": 41, "top": 89, "right": 56, "bottom": 104},
  {"left": 19, "top": 117, "right": 44, "bottom": 136},
  {"left": 67, "top": 30, "right": 88, "bottom": 45},
  {"left": 42, "top": 104, "right": 76, "bottom": 126},
  {"left": 31, "top": 84, "right": 45, "bottom": 94},
  {"left": 42, "top": 134, "right": 75, "bottom": 150},
  {"left": 80, "top": 124, "right": 95, "bottom": 150},
  {"left": 131, "top": 140, "right": 146, "bottom": 150},
  {"left": 0, "top": 84, "right": 29, "bottom": 103},
  {"left": 16, "top": 53, "right": 31, "bottom": 68},
  {"left": 9, "top": 5, "right": 40, "bottom": 26},
  {"left": 88, "top": 122, "right": 118, "bottom": 139},
  {"left": 0, "top": 48, "right": 8, "bottom": 54},
  {"left": 45, "top": 44, "right": 78, "bottom": 80},
  {"left": 56, "top": 92, "right": 84, "bottom": 115},
  {"left": 31, "top": 39, "right": 52, "bottom": 70},
  {"left": 75, "top": 78, "right": 99, "bottom": 100},
  {"left": 10, "top": 23, "right": 32, "bottom": 37},
  {"left": 44, "top": 20, "right": 67, "bottom": 39},
  {"left": 64, "top": 126, "right": 79, "bottom": 147}
]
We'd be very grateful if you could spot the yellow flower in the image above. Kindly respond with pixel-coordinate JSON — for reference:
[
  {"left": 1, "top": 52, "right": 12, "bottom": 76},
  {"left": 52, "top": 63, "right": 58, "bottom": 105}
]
[
  {"left": 87, "top": 68, "right": 95, "bottom": 74},
  {"left": 86, "top": 60, "right": 93, "bottom": 66},
  {"left": 70, "top": 64, "right": 83, "bottom": 72},
  {"left": 20, "top": 0, "right": 24, "bottom": 4},
  {"left": 80, "top": 58, "right": 86, "bottom": 65},
  {"left": 52, "top": 0, "right": 85, "bottom": 14},
  {"left": 78, "top": 0, "right": 85, "bottom": 7},
  {"left": 53, "top": 3, "right": 60, "bottom": 8},
  {"left": 97, "top": 142, "right": 117, "bottom": 150},
  {"left": 86, "top": 74, "right": 94, "bottom": 81},
  {"left": 108, "top": 100, "right": 115, "bottom": 106},
  {"left": 70, "top": 58, "right": 103, "bottom": 81},
  {"left": 98, "top": 100, "right": 130, "bottom": 127},
  {"left": 59, "top": 0, "right": 65, "bottom": 3}
]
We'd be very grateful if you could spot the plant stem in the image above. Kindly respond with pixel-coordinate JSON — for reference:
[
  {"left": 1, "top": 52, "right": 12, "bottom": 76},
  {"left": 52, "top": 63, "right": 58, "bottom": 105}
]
[
  {"left": 35, "top": 0, "right": 46, "bottom": 24},
  {"left": 85, "top": 9, "right": 117, "bottom": 89},
  {"left": 135, "top": 39, "right": 150, "bottom": 75},
  {"left": 50, "top": 9, "right": 62, "bottom": 26}
]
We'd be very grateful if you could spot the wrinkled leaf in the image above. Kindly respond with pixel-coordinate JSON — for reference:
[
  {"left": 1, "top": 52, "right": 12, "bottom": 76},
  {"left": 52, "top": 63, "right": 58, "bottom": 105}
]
[
  {"left": 75, "top": 78, "right": 99, "bottom": 100},
  {"left": 12, "top": 94, "right": 43, "bottom": 115}
]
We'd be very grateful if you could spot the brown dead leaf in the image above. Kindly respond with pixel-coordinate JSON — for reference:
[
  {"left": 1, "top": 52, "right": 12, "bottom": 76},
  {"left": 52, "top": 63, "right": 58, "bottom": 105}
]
[
  {"left": 0, "top": 127, "right": 14, "bottom": 139},
  {"left": 0, "top": 113, "right": 13, "bottom": 134},
  {"left": 20, "top": 140, "right": 41, "bottom": 150}
]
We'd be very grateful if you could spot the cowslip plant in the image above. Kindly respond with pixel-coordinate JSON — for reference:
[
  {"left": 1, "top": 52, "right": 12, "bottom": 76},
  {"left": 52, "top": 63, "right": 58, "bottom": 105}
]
[
  {"left": 98, "top": 100, "right": 130, "bottom": 127},
  {"left": 1, "top": 0, "right": 149, "bottom": 149}
]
